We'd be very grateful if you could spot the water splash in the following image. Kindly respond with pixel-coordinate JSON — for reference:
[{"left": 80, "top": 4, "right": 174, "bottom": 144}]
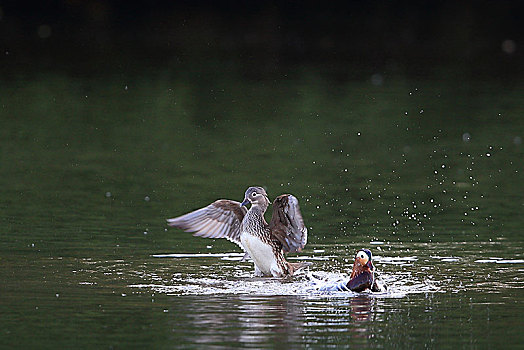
[{"left": 128, "top": 253, "right": 438, "bottom": 297}]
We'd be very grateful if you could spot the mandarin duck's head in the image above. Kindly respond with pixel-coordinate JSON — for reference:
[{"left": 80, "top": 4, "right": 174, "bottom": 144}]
[
  {"left": 350, "top": 248, "right": 374, "bottom": 279},
  {"left": 241, "top": 186, "right": 270, "bottom": 207}
]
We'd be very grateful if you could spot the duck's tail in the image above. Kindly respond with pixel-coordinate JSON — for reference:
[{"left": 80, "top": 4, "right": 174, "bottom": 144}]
[{"left": 287, "top": 261, "right": 313, "bottom": 275}]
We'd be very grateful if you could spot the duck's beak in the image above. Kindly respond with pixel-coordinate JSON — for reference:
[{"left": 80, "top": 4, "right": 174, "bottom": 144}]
[{"left": 241, "top": 198, "right": 250, "bottom": 207}]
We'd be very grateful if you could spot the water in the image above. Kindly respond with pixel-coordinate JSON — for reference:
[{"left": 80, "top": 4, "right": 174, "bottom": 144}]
[{"left": 1, "top": 71, "right": 523, "bottom": 348}]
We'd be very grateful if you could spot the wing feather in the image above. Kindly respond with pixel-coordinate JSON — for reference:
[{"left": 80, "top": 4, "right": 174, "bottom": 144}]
[
  {"left": 201, "top": 220, "right": 222, "bottom": 238},
  {"left": 211, "top": 222, "right": 228, "bottom": 239},
  {"left": 269, "top": 194, "right": 308, "bottom": 253},
  {"left": 167, "top": 199, "right": 247, "bottom": 247}
]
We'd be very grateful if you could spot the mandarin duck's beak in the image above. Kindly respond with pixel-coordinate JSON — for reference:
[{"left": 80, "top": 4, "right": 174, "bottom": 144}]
[{"left": 241, "top": 198, "right": 250, "bottom": 207}]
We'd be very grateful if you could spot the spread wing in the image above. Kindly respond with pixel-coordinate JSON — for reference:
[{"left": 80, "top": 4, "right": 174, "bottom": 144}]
[
  {"left": 269, "top": 194, "right": 308, "bottom": 253},
  {"left": 167, "top": 199, "right": 247, "bottom": 248}
]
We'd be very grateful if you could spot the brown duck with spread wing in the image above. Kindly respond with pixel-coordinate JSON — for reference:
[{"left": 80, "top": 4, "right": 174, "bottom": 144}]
[{"left": 167, "top": 186, "right": 310, "bottom": 277}]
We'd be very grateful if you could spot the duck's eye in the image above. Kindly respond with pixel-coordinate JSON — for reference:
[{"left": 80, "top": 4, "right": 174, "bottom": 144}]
[
  {"left": 357, "top": 252, "right": 367, "bottom": 260},
  {"left": 252, "top": 192, "right": 257, "bottom": 197}
]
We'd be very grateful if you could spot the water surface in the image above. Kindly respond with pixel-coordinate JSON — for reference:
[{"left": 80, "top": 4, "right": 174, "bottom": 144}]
[{"left": 1, "top": 72, "right": 523, "bottom": 348}]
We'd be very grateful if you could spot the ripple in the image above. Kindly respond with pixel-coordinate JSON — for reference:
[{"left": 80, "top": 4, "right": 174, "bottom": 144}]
[
  {"left": 475, "top": 259, "right": 524, "bottom": 264},
  {"left": 376, "top": 256, "right": 418, "bottom": 265},
  {"left": 431, "top": 256, "right": 460, "bottom": 262},
  {"left": 152, "top": 252, "right": 245, "bottom": 259}
]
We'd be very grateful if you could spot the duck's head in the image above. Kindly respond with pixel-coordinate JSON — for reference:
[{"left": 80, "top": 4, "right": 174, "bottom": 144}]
[
  {"left": 241, "top": 186, "right": 270, "bottom": 208},
  {"left": 350, "top": 248, "right": 374, "bottom": 278}
]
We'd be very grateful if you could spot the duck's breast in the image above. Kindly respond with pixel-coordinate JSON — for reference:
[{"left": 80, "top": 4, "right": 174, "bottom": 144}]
[
  {"left": 240, "top": 233, "right": 278, "bottom": 274},
  {"left": 348, "top": 271, "right": 374, "bottom": 292}
]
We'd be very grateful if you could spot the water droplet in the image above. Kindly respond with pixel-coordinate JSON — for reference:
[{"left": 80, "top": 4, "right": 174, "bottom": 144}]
[
  {"left": 501, "top": 39, "right": 516, "bottom": 54},
  {"left": 370, "top": 73, "right": 383, "bottom": 86},
  {"left": 37, "top": 24, "right": 52, "bottom": 39}
]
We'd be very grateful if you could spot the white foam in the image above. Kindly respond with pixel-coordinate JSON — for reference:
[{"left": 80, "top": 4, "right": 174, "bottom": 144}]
[
  {"left": 474, "top": 259, "right": 524, "bottom": 264},
  {"left": 496, "top": 259, "right": 524, "bottom": 264}
]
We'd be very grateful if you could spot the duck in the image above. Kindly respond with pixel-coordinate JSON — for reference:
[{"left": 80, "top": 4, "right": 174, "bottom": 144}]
[
  {"left": 316, "top": 248, "right": 387, "bottom": 292},
  {"left": 347, "top": 248, "right": 386, "bottom": 292},
  {"left": 167, "top": 186, "right": 311, "bottom": 277}
]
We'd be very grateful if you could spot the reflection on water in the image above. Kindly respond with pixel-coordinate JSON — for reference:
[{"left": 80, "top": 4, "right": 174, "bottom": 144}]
[
  {"left": 350, "top": 296, "right": 372, "bottom": 325},
  {"left": 161, "top": 294, "right": 379, "bottom": 347}
]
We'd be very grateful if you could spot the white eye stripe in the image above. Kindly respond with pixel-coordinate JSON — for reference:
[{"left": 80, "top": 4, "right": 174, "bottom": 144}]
[{"left": 357, "top": 252, "right": 367, "bottom": 260}]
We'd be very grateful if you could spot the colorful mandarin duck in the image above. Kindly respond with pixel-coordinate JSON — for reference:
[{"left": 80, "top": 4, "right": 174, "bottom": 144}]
[
  {"left": 347, "top": 248, "right": 385, "bottom": 292},
  {"left": 317, "top": 248, "right": 387, "bottom": 292}
]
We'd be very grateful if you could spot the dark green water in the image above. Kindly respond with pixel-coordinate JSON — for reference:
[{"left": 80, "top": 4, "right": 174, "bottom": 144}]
[{"left": 1, "top": 71, "right": 523, "bottom": 348}]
